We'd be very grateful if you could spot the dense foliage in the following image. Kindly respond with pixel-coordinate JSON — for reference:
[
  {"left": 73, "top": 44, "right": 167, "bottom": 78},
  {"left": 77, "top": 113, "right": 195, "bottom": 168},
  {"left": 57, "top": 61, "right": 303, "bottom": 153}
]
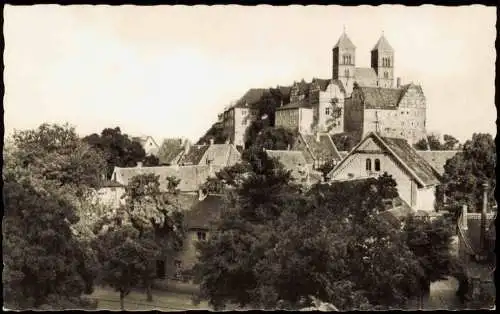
[
  {"left": 193, "top": 152, "right": 453, "bottom": 310},
  {"left": 414, "top": 134, "right": 461, "bottom": 151},
  {"left": 83, "top": 127, "right": 146, "bottom": 177},
  {"left": 196, "top": 121, "right": 229, "bottom": 145},
  {"left": 331, "top": 132, "right": 359, "bottom": 152},
  {"left": 3, "top": 124, "right": 104, "bottom": 310},
  {"left": 438, "top": 133, "right": 495, "bottom": 214}
]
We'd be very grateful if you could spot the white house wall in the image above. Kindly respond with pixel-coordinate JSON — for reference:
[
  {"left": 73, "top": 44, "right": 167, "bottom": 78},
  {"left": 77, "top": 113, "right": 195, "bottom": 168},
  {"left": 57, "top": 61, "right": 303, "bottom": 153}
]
[
  {"left": 416, "top": 185, "right": 436, "bottom": 212},
  {"left": 318, "top": 83, "right": 345, "bottom": 134}
]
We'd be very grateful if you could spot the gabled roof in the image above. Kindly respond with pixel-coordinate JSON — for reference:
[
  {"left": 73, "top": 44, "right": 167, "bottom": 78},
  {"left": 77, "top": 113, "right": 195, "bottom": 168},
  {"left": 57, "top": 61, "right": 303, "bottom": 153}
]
[
  {"left": 277, "top": 85, "right": 292, "bottom": 98},
  {"left": 354, "top": 67, "right": 378, "bottom": 86},
  {"left": 329, "top": 132, "right": 440, "bottom": 187},
  {"left": 132, "top": 135, "right": 158, "bottom": 147},
  {"left": 276, "top": 99, "right": 311, "bottom": 110},
  {"left": 298, "top": 133, "right": 343, "bottom": 163},
  {"left": 178, "top": 145, "right": 210, "bottom": 165},
  {"left": 158, "top": 138, "right": 186, "bottom": 165},
  {"left": 312, "top": 78, "right": 331, "bottom": 91},
  {"left": 184, "top": 195, "right": 225, "bottom": 230},
  {"left": 357, "top": 86, "right": 407, "bottom": 110},
  {"left": 202, "top": 144, "right": 242, "bottom": 167},
  {"left": 111, "top": 164, "right": 224, "bottom": 193},
  {"left": 334, "top": 32, "right": 356, "bottom": 49},
  {"left": 372, "top": 35, "right": 394, "bottom": 52},
  {"left": 331, "top": 79, "right": 347, "bottom": 95},
  {"left": 416, "top": 150, "right": 461, "bottom": 176},
  {"left": 265, "top": 150, "right": 308, "bottom": 170}
]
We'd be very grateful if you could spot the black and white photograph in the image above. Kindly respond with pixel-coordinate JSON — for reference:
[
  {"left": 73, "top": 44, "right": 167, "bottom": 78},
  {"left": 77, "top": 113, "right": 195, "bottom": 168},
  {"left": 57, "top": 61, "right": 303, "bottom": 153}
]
[{"left": 3, "top": 4, "right": 496, "bottom": 311}]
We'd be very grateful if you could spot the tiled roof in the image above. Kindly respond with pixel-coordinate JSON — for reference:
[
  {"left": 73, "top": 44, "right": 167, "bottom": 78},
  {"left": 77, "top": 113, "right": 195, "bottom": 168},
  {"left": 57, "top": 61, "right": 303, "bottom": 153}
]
[
  {"left": 381, "top": 136, "right": 441, "bottom": 187},
  {"left": 334, "top": 33, "right": 356, "bottom": 49},
  {"left": 184, "top": 195, "right": 225, "bottom": 229},
  {"left": 300, "top": 133, "right": 343, "bottom": 163},
  {"left": 372, "top": 35, "right": 394, "bottom": 52},
  {"left": 312, "top": 78, "right": 331, "bottom": 91},
  {"left": 276, "top": 99, "right": 310, "bottom": 110},
  {"left": 330, "top": 133, "right": 440, "bottom": 188},
  {"left": 354, "top": 67, "right": 378, "bottom": 86},
  {"left": 416, "top": 150, "right": 461, "bottom": 175},
  {"left": 178, "top": 145, "right": 210, "bottom": 165},
  {"left": 111, "top": 164, "right": 224, "bottom": 193},
  {"left": 358, "top": 86, "right": 406, "bottom": 109},
  {"left": 265, "top": 150, "right": 308, "bottom": 170},
  {"left": 202, "top": 144, "right": 242, "bottom": 167},
  {"left": 158, "top": 138, "right": 185, "bottom": 165}
]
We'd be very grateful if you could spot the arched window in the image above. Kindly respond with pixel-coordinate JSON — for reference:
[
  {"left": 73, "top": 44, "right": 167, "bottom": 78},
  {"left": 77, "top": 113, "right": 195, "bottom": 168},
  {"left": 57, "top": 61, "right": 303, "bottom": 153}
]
[
  {"left": 345, "top": 69, "right": 349, "bottom": 78},
  {"left": 374, "top": 159, "right": 381, "bottom": 171},
  {"left": 384, "top": 72, "right": 388, "bottom": 79},
  {"left": 366, "top": 159, "right": 372, "bottom": 171}
]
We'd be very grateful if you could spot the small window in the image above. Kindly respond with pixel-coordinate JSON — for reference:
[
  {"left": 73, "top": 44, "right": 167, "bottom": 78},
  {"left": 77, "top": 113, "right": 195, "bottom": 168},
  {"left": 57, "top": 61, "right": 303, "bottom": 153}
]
[
  {"left": 366, "top": 159, "right": 372, "bottom": 171},
  {"left": 325, "top": 107, "right": 331, "bottom": 115},
  {"left": 197, "top": 231, "right": 207, "bottom": 241},
  {"left": 374, "top": 159, "right": 381, "bottom": 171},
  {"left": 384, "top": 72, "right": 388, "bottom": 79}
]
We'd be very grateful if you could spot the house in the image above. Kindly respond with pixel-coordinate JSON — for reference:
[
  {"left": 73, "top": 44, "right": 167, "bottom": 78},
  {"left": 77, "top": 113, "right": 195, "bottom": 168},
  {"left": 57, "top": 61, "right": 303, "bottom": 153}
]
[
  {"left": 164, "top": 194, "right": 226, "bottom": 280},
  {"left": 292, "top": 132, "right": 343, "bottom": 170},
  {"left": 177, "top": 139, "right": 241, "bottom": 168},
  {"left": 132, "top": 135, "right": 160, "bottom": 156},
  {"left": 456, "top": 184, "right": 496, "bottom": 305},
  {"left": 222, "top": 88, "right": 267, "bottom": 148},
  {"left": 328, "top": 132, "right": 441, "bottom": 212},
  {"left": 275, "top": 101, "right": 314, "bottom": 134},
  {"left": 157, "top": 138, "right": 189, "bottom": 165},
  {"left": 344, "top": 83, "right": 427, "bottom": 145},
  {"left": 265, "top": 149, "right": 323, "bottom": 185},
  {"left": 416, "top": 150, "right": 461, "bottom": 176}
]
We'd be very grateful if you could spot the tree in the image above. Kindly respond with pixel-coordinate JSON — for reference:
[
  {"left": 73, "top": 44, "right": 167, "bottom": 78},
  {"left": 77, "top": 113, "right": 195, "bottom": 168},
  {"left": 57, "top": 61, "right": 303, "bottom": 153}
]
[
  {"left": 93, "top": 222, "right": 159, "bottom": 310},
  {"left": 403, "top": 214, "right": 455, "bottom": 306},
  {"left": 194, "top": 160, "right": 425, "bottom": 310},
  {"left": 3, "top": 158, "right": 98, "bottom": 309},
  {"left": 197, "top": 121, "right": 229, "bottom": 145},
  {"left": 317, "top": 160, "right": 336, "bottom": 182},
  {"left": 331, "top": 132, "right": 359, "bottom": 152},
  {"left": 251, "top": 126, "right": 296, "bottom": 151},
  {"left": 143, "top": 155, "right": 160, "bottom": 167},
  {"left": 12, "top": 123, "right": 106, "bottom": 196},
  {"left": 439, "top": 133, "right": 495, "bottom": 214},
  {"left": 443, "top": 134, "right": 460, "bottom": 150},
  {"left": 325, "top": 97, "right": 343, "bottom": 132},
  {"left": 119, "top": 173, "right": 185, "bottom": 301},
  {"left": 83, "top": 127, "right": 146, "bottom": 178}
]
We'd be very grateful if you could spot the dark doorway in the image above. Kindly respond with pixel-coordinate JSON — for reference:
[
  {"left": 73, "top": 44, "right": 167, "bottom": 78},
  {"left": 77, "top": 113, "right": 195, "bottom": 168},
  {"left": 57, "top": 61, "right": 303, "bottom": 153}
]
[{"left": 156, "top": 260, "right": 166, "bottom": 279}]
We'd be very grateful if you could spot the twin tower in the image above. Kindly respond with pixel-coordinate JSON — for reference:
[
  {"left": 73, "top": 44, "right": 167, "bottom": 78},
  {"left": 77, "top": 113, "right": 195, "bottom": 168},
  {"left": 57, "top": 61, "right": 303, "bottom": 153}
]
[{"left": 332, "top": 31, "right": 396, "bottom": 94}]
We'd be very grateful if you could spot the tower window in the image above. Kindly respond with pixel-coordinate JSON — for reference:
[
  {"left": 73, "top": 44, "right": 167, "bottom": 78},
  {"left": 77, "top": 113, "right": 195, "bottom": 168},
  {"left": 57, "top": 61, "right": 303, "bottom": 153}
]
[
  {"left": 366, "top": 158, "right": 372, "bottom": 171},
  {"left": 374, "top": 159, "right": 381, "bottom": 171},
  {"left": 345, "top": 69, "right": 350, "bottom": 78},
  {"left": 384, "top": 72, "right": 389, "bottom": 79},
  {"left": 325, "top": 107, "right": 330, "bottom": 115}
]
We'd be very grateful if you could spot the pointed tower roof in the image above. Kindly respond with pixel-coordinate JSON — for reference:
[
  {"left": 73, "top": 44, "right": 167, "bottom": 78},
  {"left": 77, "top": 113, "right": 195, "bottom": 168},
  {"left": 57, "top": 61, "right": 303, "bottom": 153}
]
[
  {"left": 372, "top": 34, "right": 393, "bottom": 52},
  {"left": 334, "top": 32, "right": 356, "bottom": 49}
]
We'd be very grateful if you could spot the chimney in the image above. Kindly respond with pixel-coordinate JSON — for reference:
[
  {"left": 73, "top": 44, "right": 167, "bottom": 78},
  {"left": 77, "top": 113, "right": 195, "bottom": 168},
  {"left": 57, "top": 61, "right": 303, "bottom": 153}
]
[
  {"left": 480, "top": 183, "right": 488, "bottom": 251},
  {"left": 397, "top": 77, "right": 401, "bottom": 88},
  {"left": 209, "top": 138, "right": 215, "bottom": 146},
  {"left": 461, "top": 204, "right": 468, "bottom": 230},
  {"left": 316, "top": 132, "right": 321, "bottom": 142},
  {"left": 136, "top": 161, "right": 143, "bottom": 168}
]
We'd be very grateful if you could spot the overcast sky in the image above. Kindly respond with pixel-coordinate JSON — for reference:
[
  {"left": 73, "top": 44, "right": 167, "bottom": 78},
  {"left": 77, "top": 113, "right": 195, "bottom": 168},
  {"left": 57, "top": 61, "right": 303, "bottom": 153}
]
[{"left": 4, "top": 5, "right": 496, "bottom": 143}]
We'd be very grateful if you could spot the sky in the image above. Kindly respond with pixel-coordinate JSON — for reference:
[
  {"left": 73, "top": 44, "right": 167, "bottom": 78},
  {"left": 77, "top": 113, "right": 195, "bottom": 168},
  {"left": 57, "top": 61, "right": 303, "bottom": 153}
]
[{"left": 4, "top": 5, "right": 497, "bottom": 143}]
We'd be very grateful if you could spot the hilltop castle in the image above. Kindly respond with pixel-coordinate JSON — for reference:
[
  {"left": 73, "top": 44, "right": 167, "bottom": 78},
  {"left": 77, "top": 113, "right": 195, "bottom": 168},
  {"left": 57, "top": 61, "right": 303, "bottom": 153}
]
[{"left": 221, "top": 31, "right": 427, "bottom": 148}]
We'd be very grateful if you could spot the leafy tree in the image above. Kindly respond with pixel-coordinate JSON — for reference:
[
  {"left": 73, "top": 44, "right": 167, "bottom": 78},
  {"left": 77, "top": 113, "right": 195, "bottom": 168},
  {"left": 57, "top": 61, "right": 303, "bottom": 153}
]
[
  {"left": 119, "top": 173, "right": 185, "bottom": 301},
  {"left": 244, "top": 118, "right": 271, "bottom": 148},
  {"left": 194, "top": 159, "right": 425, "bottom": 310},
  {"left": 251, "top": 126, "right": 296, "bottom": 151},
  {"left": 376, "top": 172, "right": 399, "bottom": 201},
  {"left": 331, "top": 132, "right": 359, "bottom": 152},
  {"left": 143, "top": 154, "right": 160, "bottom": 166},
  {"left": 403, "top": 214, "right": 455, "bottom": 305},
  {"left": 83, "top": 127, "right": 146, "bottom": 178},
  {"left": 3, "top": 156, "right": 97, "bottom": 309},
  {"left": 325, "top": 97, "right": 343, "bottom": 132},
  {"left": 93, "top": 222, "right": 159, "bottom": 310},
  {"left": 12, "top": 123, "right": 106, "bottom": 196},
  {"left": 414, "top": 138, "right": 429, "bottom": 150},
  {"left": 439, "top": 133, "right": 495, "bottom": 214},
  {"left": 197, "top": 121, "right": 229, "bottom": 145},
  {"left": 317, "top": 159, "right": 336, "bottom": 182},
  {"left": 443, "top": 134, "right": 460, "bottom": 150}
]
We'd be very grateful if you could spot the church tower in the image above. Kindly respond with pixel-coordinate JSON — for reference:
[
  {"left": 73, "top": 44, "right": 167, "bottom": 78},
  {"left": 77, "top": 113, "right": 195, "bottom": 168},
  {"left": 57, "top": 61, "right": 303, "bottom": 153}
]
[
  {"left": 332, "top": 30, "right": 356, "bottom": 95},
  {"left": 371, "top": 33, "right": 394, "bottom": 88}
]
